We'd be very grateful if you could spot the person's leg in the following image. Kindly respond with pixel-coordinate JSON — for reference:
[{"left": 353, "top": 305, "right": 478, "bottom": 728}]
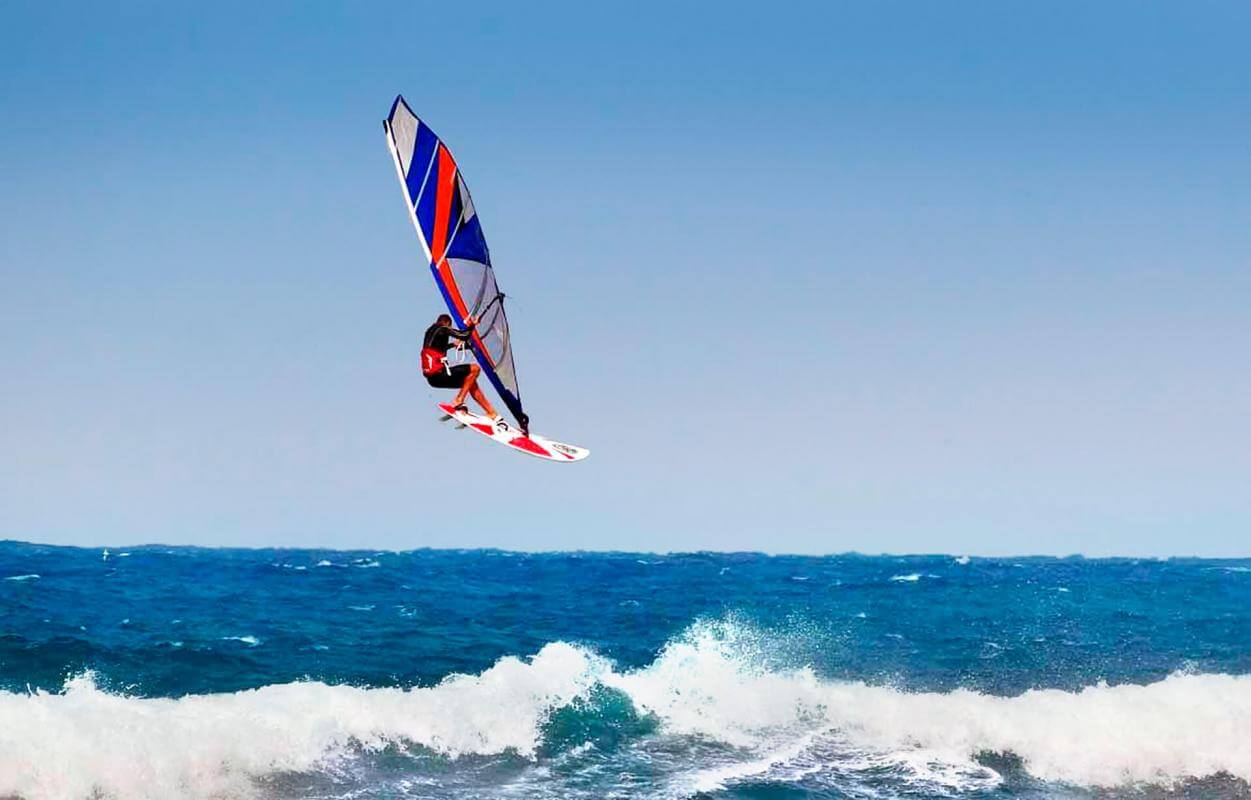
[
  {"left": 468, "top": 381, "right": 498, "bottom": 419},
  {"left": 451, "top": 365, "right": 475, "bottom": 407},
  {"left": 454, "top": 364, "right": 499, "bottom": 418}
]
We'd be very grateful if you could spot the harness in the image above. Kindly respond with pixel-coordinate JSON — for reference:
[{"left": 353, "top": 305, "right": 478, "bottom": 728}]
[
  {"left": 420, "top": 337, "right": 470, "bottom": 376},
  {"left": 419, "top": 347, "right": 446, "bottom": 376}
]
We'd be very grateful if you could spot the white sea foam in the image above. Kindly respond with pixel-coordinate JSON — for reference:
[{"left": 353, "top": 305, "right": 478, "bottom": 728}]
[
  {"left": 890, "top": 572, "right": 921, "bottom": 582},
  {"left": 2, "top": 621, "right": 1250, "bottom": 799},
  {"left": 0, "top": 643, "right": 601, "bottom": 800},
  {"left": 3, "top": 573, "right": 40, "bottom": 581},
  {"left": 611, "top": 621, "right": 1251, "bottom": 790}
]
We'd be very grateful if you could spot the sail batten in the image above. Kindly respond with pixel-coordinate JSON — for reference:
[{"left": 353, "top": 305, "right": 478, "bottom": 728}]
[{"left": 384, "top": 95, "right": 526, "bottom": 428}]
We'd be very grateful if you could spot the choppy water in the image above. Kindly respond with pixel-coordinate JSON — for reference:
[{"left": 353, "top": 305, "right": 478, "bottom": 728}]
[{"left": 2, "top": 541, "right": 1250, "bottom": 799}]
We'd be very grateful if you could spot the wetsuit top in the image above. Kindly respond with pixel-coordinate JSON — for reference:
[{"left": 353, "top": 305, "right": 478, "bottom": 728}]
[
  {"left": 421, "top": 322, "right": 473, "bottom": 375},
  {"left": 423, "top": 322, "right": 474, "bottom": 352}
]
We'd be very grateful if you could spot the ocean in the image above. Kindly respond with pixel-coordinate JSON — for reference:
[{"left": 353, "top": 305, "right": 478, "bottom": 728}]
[{"left": 1, "top": 541, "right": 1249, "bottom": 800}]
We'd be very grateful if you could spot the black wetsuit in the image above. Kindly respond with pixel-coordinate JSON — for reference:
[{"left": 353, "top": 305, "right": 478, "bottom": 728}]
[{"left": 422, "top": 322, "right": 474, "bottom": 388}]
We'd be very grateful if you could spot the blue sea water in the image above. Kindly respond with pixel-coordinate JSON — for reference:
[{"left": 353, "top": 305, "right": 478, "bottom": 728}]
[{"left": 2, "top": 541, "right": 1250, "bottom": 800}]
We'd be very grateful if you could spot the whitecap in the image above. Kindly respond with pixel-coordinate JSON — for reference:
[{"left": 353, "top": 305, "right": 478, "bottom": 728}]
[
  {"left": 604, "top": 619, "right": 1251, "bottom": 789},
  {"left": 4, "top": 574, "right": 40, "bottom": 582},
  {"left": 890, "top": 573, "right": 921, "bottom": 582},
  {"left": 5, "top": 619, "right": 1251, "bottom": 799},
  {"left": 220, "top": 635, "right": 260, "bottom": 647},
  {"left": 0, "top": 647, "right": 601, "bottom": 800}
]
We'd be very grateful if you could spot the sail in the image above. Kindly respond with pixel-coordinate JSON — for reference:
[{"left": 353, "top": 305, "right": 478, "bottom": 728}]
[{"left": 383, "top": 95, "right": 527, "bottom": 429}]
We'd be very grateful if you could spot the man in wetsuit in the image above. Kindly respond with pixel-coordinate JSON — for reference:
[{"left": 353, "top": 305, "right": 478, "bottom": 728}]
[{"left": 421, "top": 313, "right": 501, "bottom": 422}]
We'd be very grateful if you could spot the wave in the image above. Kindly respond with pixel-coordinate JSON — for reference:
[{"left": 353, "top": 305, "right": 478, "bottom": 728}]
[
  {"left": 1, "top": 620, "right": 1250, "bottom": 799},
  {"left": 0, "top": 643, "right": 603, "bottom": 800}
]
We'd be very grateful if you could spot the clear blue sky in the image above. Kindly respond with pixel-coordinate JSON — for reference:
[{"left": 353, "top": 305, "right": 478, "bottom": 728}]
[{"left": 2, "top": 2, "right": 1248, "bottom": 555}]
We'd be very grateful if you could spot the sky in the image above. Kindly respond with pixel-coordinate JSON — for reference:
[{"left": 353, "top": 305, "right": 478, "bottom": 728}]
[{"left": 2, "top": 1, "right": 1249, "bottom": 556}]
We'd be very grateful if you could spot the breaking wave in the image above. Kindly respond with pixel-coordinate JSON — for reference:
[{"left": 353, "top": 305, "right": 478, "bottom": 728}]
[{"left": 2, "top": 620, "right": 1250, "bottom": 799}]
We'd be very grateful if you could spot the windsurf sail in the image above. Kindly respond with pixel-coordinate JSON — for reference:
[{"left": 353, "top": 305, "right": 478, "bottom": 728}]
[{"left": 383, "top": 95, "right": 527, "bottom": 430}]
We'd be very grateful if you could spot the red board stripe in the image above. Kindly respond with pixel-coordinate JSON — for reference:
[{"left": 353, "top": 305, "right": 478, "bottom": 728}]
[{"left": 509, "top": 437, "right": 551, "bottom": 457}]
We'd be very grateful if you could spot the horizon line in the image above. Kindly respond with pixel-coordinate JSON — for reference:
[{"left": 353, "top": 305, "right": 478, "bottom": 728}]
[{"left": 3, "top": 538, "right": 1249, "bottom": 562}]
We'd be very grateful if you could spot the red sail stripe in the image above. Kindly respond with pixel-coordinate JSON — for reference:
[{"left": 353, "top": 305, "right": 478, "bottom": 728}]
[
  {"left": 429, "top": 149, "right": 499, "bottom": 368},
  {"left": 429, "top": 145, "right": 456, "bottom": 262}
]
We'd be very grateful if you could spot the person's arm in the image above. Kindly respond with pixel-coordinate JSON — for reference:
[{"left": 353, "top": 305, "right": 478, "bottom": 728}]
[{"left": 446, "top": 315, "right": 477, "bottom": 341}]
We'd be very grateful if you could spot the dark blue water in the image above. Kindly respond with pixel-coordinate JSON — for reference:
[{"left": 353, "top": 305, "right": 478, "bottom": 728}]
[{"left": 2, "top": 540, "right": 1250, "bottom": 799}]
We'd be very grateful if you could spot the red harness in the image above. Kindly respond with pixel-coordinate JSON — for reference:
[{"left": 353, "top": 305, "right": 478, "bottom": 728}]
[{"left": 420, "top": 347, "right": 447, "bottom": 376}]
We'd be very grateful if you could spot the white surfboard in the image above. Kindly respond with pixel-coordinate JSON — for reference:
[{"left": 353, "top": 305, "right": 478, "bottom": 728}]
[{"left": 436, "top": 403, "right": 589, "bottom": 462}]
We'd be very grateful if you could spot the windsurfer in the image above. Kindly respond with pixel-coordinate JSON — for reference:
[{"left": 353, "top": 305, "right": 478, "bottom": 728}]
[{"left": 420, "top": 314, "right": 502, "bottom": 422}]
